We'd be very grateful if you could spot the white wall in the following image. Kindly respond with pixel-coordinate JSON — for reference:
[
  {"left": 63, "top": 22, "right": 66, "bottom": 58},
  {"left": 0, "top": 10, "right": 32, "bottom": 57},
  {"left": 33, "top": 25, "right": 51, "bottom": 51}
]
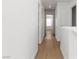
[
  {"left": 60, "top": 27, "right": 77, "bottom": 59},
  {"left": 55, "top": 2, "right": 72, "bottom": 41},
  {"left": 55, "top": 1, "right": 77, "bottom": 59},
  {"left": 38, "top": 1, "right": 45, "bottom": 44},
  {"left": 2, "top": 0, "right": 38, "bottom": 59}
]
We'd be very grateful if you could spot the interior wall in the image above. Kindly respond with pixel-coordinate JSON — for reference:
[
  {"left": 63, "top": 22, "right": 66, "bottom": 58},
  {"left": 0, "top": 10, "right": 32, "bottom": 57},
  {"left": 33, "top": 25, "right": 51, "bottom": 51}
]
[
  {"left": 55, "top": 2, "right": 72, "bottom": 41},
  {"left": 38, "top": 0, "right": 45, "bottom": 44},
  {"left": 55, "top": 1, "right": 76, "bottom": 59},
  {"left": 60, "top": 27, "right": 77, "bottom": 59},
  {"left": 2, "top": 0, "right": 38, "bottom": 59}
]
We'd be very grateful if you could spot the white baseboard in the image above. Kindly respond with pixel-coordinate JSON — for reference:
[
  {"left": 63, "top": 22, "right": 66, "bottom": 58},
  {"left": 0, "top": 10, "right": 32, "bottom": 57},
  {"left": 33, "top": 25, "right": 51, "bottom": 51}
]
[
  {"left": 38, "top": 39, "right": 42, "bottom": 44},
  {"left": 56, "top": 37, "right": 60, "bottom": 42},
  {"left": 33, "top": 46, "right": 38, "bottom": 59},
  {"left": 38, "top": 37, "right": 44, "bottom": 44}
]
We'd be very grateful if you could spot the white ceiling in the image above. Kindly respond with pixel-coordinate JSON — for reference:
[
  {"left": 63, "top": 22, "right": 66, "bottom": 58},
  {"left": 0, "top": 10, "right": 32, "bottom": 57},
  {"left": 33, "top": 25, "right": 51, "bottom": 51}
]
[{"left": 41, "top": 0, "right": 75, "bottom": 9}]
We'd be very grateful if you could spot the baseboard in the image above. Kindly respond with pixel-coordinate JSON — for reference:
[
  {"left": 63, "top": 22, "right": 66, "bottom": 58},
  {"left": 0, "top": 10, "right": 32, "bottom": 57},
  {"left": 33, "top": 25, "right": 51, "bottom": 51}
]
[
  {"left": 33, "top": 46, "right": 38, "bottom": 59},
  {"left": 60, "top": 46, "right": 65, "bottom": 59},
  {"left": 38, "top": 36, "right": 45, "bottom": 45},
  {"left": 57, "top": 41, "right": 60, "bottom": 47},
  {"left": 55, "top": 37, "right": 61, "bottom": 48},
  {"left": 38, "top": 39, "right": 43, "bottom": 44},
  {"left": 55, "top": 36, "right": 60, "bottom": 42},
  {"left": 56, "top": 38, "right": 64, "bottom": 59}
]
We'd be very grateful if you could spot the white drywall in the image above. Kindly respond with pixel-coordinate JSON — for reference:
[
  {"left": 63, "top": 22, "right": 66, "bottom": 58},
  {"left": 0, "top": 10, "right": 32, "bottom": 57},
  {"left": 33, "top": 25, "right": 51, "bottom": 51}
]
[
  {"left": 38, "top": 1, "right": 45, "bottom": 44},
  {"left": 60, "top": 27, "right": 77, "bottom": 59},
  {"left": 55, "top": 2, "right": 72, "bottom": 41},
  {"left": 55, "top": 1, "right": 77, "bottom": 59},
  {"left": 3, "top": 0, "right": 38, "bottom": 59}
]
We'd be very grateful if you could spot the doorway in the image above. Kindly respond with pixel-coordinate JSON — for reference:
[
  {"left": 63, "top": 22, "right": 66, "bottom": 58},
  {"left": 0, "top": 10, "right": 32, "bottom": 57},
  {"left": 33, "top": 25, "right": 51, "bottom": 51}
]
[
  {"left": 46, "top": 14, "right": 53, "bottom": 30},
  {"left": 45, "top": 14, "right": 54, "bottom": 40}
]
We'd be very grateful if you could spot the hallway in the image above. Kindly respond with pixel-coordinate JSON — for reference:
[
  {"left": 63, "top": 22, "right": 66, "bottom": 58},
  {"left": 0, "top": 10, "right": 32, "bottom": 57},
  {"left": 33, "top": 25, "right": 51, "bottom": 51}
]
[
  {"left": 2, "top": 0, "right": 77, "bottom": 59},
  {"left": 35, "top": 30, "right": 64, "bottom": 59}
]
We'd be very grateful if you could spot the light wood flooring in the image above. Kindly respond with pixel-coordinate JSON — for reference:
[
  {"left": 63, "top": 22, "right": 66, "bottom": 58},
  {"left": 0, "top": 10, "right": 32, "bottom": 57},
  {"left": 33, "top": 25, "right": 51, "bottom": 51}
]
[{"left": 35, "top": 30, "right": 64, "bottom": 59}]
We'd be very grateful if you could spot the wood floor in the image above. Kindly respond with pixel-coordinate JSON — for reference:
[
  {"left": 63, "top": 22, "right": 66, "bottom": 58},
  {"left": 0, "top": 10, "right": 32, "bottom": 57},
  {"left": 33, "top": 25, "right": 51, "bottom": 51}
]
[{"left": 35, "top": 30, "right": 64, "bottom": 59}]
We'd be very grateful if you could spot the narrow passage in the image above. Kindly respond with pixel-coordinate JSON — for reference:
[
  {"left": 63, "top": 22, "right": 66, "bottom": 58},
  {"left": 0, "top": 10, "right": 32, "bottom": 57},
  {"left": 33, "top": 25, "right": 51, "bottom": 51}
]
[{"left": 35, "top": 30, "right": 64, "bottom": 59}]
